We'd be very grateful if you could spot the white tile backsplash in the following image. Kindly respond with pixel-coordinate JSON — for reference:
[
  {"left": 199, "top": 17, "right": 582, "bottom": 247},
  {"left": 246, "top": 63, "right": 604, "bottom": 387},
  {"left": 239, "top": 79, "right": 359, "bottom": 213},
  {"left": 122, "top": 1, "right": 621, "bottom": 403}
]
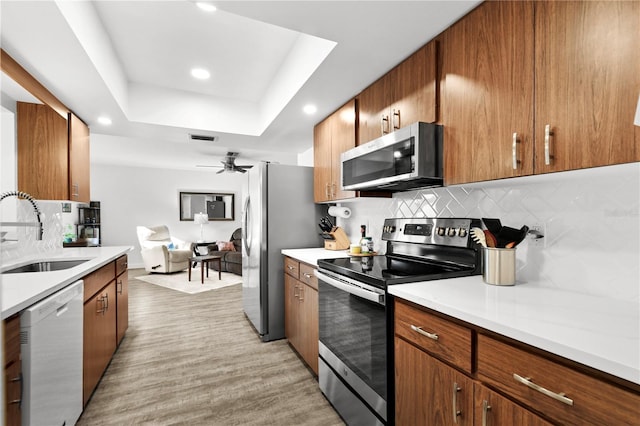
[{"left": 335, "top": 163, "right": 640, "bottom": 301}]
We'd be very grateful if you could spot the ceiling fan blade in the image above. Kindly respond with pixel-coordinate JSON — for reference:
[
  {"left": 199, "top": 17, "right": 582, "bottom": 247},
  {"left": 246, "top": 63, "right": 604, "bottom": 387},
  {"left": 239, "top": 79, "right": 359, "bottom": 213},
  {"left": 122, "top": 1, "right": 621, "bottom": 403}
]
[
  {"left": 216, "top": 169, "right": 225, "bottom": 174},
  {"left": 236, "top": 165, "right": 253, "bottom": 169},
  {"left": 196, "top": 164, "right": 223, "bottom": 168}
]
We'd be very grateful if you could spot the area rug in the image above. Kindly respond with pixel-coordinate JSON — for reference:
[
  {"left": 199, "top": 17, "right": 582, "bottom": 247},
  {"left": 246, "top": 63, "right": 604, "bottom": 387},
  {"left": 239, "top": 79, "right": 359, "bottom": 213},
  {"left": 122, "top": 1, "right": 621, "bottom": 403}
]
[{"left": 135, "top": 269, "right": 242, "bottom": 294}]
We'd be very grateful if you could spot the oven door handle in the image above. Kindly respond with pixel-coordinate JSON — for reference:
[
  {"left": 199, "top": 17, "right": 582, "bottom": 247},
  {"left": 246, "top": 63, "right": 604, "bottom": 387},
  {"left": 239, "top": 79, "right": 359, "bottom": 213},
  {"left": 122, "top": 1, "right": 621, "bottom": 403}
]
[{"left": 315, "top": 270, "right": 385, "bottom": 306}]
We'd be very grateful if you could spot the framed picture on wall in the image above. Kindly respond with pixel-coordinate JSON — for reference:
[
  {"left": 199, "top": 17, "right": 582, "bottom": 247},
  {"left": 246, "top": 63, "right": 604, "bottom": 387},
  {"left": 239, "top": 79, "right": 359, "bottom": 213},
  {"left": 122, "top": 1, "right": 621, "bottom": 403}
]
[{"left": 179, "top": 192, "right": 234, "bottom": 221}]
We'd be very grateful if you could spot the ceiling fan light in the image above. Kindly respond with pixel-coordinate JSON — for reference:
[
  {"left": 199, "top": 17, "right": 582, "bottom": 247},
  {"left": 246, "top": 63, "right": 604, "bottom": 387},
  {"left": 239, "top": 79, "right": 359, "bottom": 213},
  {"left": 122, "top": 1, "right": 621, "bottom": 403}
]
[{"left": 303, "top": 104, "right": 317, "bottom": 115}]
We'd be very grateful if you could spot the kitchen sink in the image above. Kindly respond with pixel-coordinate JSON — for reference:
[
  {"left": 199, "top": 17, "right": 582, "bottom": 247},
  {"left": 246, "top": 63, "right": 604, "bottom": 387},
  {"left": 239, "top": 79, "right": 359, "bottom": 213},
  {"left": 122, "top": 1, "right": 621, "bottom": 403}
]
[{"left": 2, "top": 259, "right": 89, "bottom": 274}]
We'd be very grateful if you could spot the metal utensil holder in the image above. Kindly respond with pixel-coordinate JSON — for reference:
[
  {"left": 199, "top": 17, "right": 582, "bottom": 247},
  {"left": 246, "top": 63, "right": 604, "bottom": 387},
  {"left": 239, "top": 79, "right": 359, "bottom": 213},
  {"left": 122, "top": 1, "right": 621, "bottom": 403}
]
[{"left": 483, "top": 247, "right": 516, "bottom": 286}]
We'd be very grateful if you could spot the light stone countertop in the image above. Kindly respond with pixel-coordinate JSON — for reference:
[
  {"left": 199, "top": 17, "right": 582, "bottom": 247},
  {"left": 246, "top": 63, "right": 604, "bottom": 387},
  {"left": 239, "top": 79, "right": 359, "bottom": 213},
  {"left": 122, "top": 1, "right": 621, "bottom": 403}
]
[
  {"left": 1, "top": 246, "right": 133, "bottom": 319},
  {"left": 281, "top": 247, "right": 351, "bottom": 266},
  {"left": 388, "top": 276, "right": 639, "bottom": 386}
]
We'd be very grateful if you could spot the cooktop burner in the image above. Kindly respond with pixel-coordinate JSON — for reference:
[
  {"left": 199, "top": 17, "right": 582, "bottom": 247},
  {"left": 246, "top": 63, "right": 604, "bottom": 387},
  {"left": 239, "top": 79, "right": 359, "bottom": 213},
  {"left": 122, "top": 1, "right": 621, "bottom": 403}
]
[{"left": 317, "top": 218, "right": 483, "bottom": 289}]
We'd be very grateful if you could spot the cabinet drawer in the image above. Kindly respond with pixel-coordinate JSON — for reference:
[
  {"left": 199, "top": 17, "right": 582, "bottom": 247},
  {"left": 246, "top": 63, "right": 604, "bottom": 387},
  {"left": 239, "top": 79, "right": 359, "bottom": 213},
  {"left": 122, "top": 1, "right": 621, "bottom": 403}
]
[
  {"left": 116, "top": 254, "right": 128, "bottom": 277},
  {"left": 477, "top": 334, "right": 640, "bottom": 425},
  {"left": 394, "top": 300, "right": 472, "bottom": 373},
  {"left": 84, "top": 261, "right": 115, "bottom": 302},
  {"left": 299, "top": 263, "right": 317, "bottom": 290},
  {"left": 284, "top": 257, "right": 299, "bottom": 280}
]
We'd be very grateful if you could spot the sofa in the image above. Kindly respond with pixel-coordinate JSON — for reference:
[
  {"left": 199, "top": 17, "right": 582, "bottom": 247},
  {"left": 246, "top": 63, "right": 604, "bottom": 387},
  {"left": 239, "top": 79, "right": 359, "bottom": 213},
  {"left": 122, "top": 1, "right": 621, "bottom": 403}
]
[
  {"left": 136, "top": 225, "right": 193, "bottom": 273},
  {"left": 207, "top": 228, "right": 242, "bottom": 275}
]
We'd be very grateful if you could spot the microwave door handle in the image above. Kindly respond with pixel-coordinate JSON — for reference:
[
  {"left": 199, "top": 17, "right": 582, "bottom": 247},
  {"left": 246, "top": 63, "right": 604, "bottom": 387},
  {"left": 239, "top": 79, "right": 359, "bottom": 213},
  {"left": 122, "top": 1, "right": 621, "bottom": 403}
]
[{"left": 315, "top": 271, "right": 385, "bottom": 305}]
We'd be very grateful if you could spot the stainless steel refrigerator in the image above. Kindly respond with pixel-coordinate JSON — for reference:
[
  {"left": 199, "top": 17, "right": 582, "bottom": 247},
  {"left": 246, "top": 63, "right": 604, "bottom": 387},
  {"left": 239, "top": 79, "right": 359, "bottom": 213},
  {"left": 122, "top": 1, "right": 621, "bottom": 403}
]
[{"left": 241, "top": 162, "right": 321, "bottom": 341}]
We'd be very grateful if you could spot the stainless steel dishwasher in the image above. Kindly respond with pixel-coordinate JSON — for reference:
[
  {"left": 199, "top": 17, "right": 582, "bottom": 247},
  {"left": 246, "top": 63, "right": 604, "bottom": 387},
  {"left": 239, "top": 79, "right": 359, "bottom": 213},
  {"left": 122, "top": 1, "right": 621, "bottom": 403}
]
[{"left": 20, "top": 280, "right": 83, "bottom": 426}]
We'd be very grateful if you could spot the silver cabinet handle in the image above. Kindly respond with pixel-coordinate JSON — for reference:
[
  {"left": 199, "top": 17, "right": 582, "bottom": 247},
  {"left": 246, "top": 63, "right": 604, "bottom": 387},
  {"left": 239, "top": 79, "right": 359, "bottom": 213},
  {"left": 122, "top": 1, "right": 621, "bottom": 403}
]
[
  {"left": 287, "top": 265, "right": 295, "bottom": 270},
  {"left": 117, "top": 279, "right": 123, "bottom": 294},
  {"left": 410, "top": 324, "right": 439, "bottom": 341},
  {"left": 512, "top": 132, "right": 519, "bottom": 170},
  {"left": 103, "top": 293, "right": 109, "bottom": 311},
  {"left": 452, "top": 382, "right": 461, "bottom": 423},
  {"left": 293, "top": 285, "right": 299, "bottom": 299},
  {"left": 302, "top": 272, "right": 312, "bottom": 279},
  {"left": 513, "top": 373, "right": 574, "bottom": 406},
  {"left": 381, "top": 115, "right": 390, "bottom": 134},
  {"left": 393, "top": 109, "right": 400, "bottom": 130},
  {"left": 325, "top": 183, "right": 330, "bottom": 199},
  {"left": 482, "top": 400, "right": 491, "bottom": 426},
  {"left": 298, "top": 285, "right": 304, "bottom": 301},
  {"left": 544, "top": 124, "right": 553, "bottom": 165}
]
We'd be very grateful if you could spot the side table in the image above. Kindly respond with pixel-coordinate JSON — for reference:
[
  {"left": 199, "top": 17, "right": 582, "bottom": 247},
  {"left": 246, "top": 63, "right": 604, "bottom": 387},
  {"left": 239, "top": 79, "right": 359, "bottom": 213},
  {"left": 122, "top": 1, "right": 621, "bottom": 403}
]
[{"left": 188, "top": 255, "right": 222, "bottom": 284}]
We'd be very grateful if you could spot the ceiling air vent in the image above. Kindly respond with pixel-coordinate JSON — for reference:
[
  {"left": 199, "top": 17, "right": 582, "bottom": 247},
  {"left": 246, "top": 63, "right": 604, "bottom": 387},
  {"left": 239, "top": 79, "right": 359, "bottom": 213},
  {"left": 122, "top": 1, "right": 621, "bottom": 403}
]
[{"left": 189, "top": 134, "right": 216, "bottom": 142}]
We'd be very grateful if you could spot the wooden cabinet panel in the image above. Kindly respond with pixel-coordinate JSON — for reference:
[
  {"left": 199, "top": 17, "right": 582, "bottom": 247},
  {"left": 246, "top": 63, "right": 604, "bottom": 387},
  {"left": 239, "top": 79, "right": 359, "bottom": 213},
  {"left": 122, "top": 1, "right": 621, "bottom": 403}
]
[
  {"left": 474, "top": 383, "right": 552, "bottom": 426},
  {"left": 116, "top": 269, "right": 129, "bottom": 345},
  {"left": 68, "top": 112, "right": 90, "bottom": 203},
  {"left": 84, "top": 261, "right": 116, "bottom": 302},
  {"left": 313, "top": 100, "right": 357, "bottom": 202},
  {"left": 283, "top": 257, "right": 319, "bottom": 375},
  {"left": 359, "top": 41, "right": 438, "bottom": 145},
  {"left": 299, "top": 262, "right": 317, "bottom": 290},
  {"left": 395, "top": 299, "right": 472, "bottom": 373},
  {"left": 395, "top": 337, "right": 473, "bottom": 425},
  {"left": 284, "top": 256, "right": 300, "bottom": 280},
  {"left": 115, "top": 254, "right": 128, "bottom": 277},
  {"left": 3, "top": 314, "right": 21, "bottom": 426},
  {"left": 477, "top": 334, "right": 640, "bottom": 425},
  {"left": 17, "top": 101, "right": 70, "bottom": 200},
  {"left": 442, "top": 1, "right": 535, "bottom": 185},
  {"left": 83, "top": 281, "right": 117, "bottom": 406},
  {"left": 533, "top": 0, "right": 640, "bottom": 173}
]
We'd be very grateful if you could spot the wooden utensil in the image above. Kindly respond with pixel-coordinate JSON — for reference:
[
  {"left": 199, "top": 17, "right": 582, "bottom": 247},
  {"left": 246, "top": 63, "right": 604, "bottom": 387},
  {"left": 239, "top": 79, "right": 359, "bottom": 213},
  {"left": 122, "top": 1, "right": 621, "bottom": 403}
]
[
  {"left": 470, "top": 228, "right": 487, "bottom": 248},
  {"left": 484, "top": 230, "right": 498, "bottom": 248}
]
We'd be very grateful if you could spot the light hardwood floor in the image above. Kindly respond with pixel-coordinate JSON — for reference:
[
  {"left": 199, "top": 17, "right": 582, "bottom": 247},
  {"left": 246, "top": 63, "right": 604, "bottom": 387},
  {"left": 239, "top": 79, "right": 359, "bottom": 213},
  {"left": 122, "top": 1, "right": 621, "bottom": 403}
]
[{"left": 77, "top": 269, "right": 344, "bottom": 425}]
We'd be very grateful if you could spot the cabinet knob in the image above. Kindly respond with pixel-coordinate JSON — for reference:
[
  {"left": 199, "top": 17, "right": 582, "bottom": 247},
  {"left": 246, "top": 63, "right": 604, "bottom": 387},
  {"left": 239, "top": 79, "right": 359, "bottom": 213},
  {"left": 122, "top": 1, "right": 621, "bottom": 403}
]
[{"left": 544, "top": 124, "right": 554, "bottom": 165}]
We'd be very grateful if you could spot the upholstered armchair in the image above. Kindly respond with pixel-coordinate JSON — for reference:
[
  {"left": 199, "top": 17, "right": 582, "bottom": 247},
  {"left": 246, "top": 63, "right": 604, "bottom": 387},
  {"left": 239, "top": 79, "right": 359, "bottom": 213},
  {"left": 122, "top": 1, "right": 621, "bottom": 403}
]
[{"left": 136, "top": 225, "right": 193, "bottom": 273}]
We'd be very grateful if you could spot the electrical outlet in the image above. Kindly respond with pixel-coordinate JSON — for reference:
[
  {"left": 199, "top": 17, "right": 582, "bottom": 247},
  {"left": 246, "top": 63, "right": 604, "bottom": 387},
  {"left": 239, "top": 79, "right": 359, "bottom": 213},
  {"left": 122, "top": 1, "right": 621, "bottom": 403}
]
[{"left": 530, "top": 223, "right": 546, "bottom": 247}]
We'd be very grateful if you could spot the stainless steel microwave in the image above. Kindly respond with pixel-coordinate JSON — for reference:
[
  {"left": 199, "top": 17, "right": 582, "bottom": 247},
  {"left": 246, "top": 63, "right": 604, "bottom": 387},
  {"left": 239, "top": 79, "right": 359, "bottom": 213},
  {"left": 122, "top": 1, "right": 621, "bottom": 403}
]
[{"left": 341, "top": 122, "right": 443, "bottom": 192}]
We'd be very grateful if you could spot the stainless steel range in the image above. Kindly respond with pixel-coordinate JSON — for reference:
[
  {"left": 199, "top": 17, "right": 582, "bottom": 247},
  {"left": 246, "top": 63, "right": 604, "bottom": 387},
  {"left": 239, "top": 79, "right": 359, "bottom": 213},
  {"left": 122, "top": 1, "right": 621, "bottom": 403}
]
[{"left": 316, "top": 217, "right": 483, "bottom": 425}]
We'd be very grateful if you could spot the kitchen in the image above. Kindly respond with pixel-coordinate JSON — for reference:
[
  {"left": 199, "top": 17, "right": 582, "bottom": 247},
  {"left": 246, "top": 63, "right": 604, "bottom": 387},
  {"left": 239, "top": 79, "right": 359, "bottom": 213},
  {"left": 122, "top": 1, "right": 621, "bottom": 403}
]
[{"left": 2, "top": 1, "right": 640, "bottom": 425}]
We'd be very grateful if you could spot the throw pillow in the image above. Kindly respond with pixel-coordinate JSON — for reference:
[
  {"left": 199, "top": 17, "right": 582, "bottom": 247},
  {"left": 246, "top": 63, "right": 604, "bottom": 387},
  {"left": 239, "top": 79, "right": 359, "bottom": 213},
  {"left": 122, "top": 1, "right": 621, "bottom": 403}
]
[{"left": 217, "top": 241, "right": 236, "bottom": 251}]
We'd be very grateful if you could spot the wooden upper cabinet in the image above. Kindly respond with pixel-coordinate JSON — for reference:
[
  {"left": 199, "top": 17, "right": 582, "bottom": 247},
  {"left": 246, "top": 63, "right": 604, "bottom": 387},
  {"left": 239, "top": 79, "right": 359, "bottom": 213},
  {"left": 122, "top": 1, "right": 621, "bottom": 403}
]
[
  {"left": 441, "top": 1, "right": 535, "bottom": 185},
  {"left": 313, "top": 100, "right": 356, "bottom": 202},
  {"left": 18, "top": 101, "right": 70, "bottom": 200},
  {"left": 534, "top": 0, "right": 640, "bottom": 173},
  {"left": 69, "top": 113, "right": 91, "bottom": 203},
  {"left": 442, "top": 0, "right": 639, "bottom": 185},
  {"left": 358, "top": 40, "right": 437, "bottom": 145}
]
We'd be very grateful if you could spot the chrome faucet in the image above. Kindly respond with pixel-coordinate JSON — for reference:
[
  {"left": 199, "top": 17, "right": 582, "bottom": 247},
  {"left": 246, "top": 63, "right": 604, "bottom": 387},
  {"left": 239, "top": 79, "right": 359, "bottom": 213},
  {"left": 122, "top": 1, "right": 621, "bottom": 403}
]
[{"left": 0, "top": 191, "right": 43, "bottom": 240}]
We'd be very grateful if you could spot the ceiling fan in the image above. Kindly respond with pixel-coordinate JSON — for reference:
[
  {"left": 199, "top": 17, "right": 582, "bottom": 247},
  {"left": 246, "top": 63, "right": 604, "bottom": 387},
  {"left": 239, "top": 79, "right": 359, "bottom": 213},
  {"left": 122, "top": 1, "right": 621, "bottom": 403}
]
[{"left": 197, "top": 152, "right": 254, "bottom": 174}]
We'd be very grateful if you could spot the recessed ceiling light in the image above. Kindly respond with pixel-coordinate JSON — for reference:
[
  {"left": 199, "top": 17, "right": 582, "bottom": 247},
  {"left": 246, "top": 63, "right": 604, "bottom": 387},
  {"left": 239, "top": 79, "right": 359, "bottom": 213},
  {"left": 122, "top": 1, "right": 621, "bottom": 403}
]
[
  {"left": 191, "top": 68, "right": 211, "bottom": 80},
  {"left": 196, "top": 2, "right": 217, "bottom": 12},
  {"left": 97, "top": 116, "right": 112, "bottom": 125},
  {"left": 303, "top": 104, "right": 317, "bottom": 115}
]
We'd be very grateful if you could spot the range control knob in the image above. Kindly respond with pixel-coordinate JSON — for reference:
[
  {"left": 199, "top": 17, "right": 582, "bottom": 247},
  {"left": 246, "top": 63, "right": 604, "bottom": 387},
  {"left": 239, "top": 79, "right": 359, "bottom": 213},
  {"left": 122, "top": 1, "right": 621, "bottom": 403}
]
[
  {"left": 436, "top": 227, "right": 446, "bottom": 236},
  {"left": 448, "top": 228, "right": 457, "bottom": 237},
  {"left": 458, "top": 228, "right": 467, "bottom": 238}
]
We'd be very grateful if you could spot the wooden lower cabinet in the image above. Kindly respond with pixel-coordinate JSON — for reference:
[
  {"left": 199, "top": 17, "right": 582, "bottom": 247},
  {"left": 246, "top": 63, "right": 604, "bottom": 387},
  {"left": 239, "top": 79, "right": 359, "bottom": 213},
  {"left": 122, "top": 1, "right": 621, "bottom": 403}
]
[
  {"left": 474, "top": 383, "right": 551, "bottom": 426},
  {"left": 83, "top": 280, "right": 117, "bottom": 406},
  {"left": 395, "top": 337, "right": 473, "bottom": 425},
  {"left": 3, "top": 314, "right": 21, "bottom": 426},
  {"left": 115, "top": 254, "right": 129, "bottom": 345},
  {"left": 394, "top": 298, "right": 640, "bottom": 425},
  {"left": 283, "top": 257, "right": 319, "bottom": 375}
]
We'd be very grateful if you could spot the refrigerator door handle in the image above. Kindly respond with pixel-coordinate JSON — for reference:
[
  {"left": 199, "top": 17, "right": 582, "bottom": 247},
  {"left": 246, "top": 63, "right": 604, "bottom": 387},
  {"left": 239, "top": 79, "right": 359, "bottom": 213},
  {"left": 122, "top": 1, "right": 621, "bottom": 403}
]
[{"left": 242, "top": 195, "right": 251, "bottom": 255}]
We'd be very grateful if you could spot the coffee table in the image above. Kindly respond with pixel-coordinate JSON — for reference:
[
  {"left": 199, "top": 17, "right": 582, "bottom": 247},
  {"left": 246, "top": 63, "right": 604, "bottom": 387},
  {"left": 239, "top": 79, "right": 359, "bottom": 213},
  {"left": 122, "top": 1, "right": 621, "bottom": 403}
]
[{"left": 188, "top": 255, "right": 222, "bottom": 284}]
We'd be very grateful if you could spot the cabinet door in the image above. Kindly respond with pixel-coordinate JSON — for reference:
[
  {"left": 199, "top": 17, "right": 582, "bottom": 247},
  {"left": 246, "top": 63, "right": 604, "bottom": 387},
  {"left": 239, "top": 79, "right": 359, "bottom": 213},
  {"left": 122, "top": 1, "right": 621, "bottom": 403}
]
[
  {"left": 116, "top": 271, "right": 129, "bottom": 345},
  {"left": 331, "top": 100, "right": 357, "bottom": 201},
  {"left": 442, "top": 1, "right": 535, "bottom": 185},
  {"left": 313, "top": 118, "right": 333, "bottom": 202},
  {"left": 474, "top": 383, "right": 552, "bottom": 426},
  {"left": 300, "top": 283, "right": 319, "bottom": 375},
  {"left": 68, "top": 113, "right": 90, "bottom": 203},
  {"left": 4, "top": 360, "right": 21, "bottom": 426},
  {"left": 390, "top": 41, "right": 438, "bottom": 130},
  {"left": 284, "top": 273, "right": 299, "bottom": 350},
  {"left": 395, "top": 337, "right": 473, "bottom": 425},
  {"left": 359, "top": 74, "right": 392, "bottom": 144},
  {"left": 17, "top": 101, "right": 69, "bottom": 200},
  {"left": 534, "top": 1, "right": 640, "bottom": 173},
  {"left": 83, "top": 281, "right": 117, "bottom": 406}
]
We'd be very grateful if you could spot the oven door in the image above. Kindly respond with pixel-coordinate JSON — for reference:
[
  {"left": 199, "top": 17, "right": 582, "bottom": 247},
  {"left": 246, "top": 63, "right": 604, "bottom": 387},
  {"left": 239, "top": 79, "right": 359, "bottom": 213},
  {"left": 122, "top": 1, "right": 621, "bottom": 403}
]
[{"left": 316, "top": 269, "right": 387, "bottom": 424}]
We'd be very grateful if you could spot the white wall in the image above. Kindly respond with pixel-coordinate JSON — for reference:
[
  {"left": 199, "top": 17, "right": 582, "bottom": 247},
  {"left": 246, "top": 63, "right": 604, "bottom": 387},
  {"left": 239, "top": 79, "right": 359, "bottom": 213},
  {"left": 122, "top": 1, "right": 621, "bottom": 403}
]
[
  {"left": 91, "top": 163, "right": 244, "bottom": 268},
  {"left": 335, "top": 163, "right": 640, "bottom": 302}
]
